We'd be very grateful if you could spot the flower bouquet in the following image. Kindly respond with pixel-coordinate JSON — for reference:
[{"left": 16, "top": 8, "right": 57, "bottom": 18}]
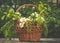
[{"left": 14, "top": 4, "right": 48, "bottom": 41}]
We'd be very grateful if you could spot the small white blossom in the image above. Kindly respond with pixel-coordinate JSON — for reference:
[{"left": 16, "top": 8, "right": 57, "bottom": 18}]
[
  {"left": 36, "top": 14, "right": 38, "bottom": 17},
  {"left": 12, "top": 18, "right": 16, "bottom": 20},
  {"left": 20, "top": 17, "right": 27, "bottom": 22},
  {"left": 23, "top": 6, "right": 25, "bottom": 8},
  {"left": 19, "top": 23, "right": 25, "bottom": 28},
  {"left": 19, "top": 17, "right": 30, "bottom": 28},
  {"left": 35, "top": 12, "right": 38, "bottom": 17},
  {"left": 32, "top": 7, "right": 35, "bottom": 9},
  {"left": 31, "top": 13, "right": 35, "bottom": 16}
]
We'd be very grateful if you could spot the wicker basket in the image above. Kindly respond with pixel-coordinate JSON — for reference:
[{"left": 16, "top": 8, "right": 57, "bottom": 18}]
[{"left": 14, "top": 4, "right": 43, "bottom": 41}]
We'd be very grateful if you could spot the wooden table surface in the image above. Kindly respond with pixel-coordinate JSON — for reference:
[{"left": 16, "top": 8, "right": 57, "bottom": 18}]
[{"left": 0, "top": 38, "right": 60, "bottom": 43}]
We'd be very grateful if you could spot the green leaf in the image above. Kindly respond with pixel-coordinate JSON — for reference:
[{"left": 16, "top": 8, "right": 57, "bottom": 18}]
[
  {"left": 43, "top": 22, "right": 48, "bottom": 37},
  {"left": 7, "top": 13, "right": 10, "bottom": 18},
  {"left": 4, "top": 29, "right": 9, "bottom": 38},
  {"left": 1, "top": 15, "right": 5, "bottom": 20}
]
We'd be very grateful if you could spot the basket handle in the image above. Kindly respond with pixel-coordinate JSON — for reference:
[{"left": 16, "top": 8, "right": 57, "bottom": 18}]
[{"left": 16, "top": 4, "right": 37, "bottom": 12}]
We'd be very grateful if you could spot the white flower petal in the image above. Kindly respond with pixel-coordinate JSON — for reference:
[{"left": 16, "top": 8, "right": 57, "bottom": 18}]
[{"left": 31, "top": 13, "right": 35, "bottom": 16}]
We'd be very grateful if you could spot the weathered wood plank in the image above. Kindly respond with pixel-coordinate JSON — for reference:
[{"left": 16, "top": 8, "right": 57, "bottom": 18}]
[{"left": 0, "top": 38, "right": 60, "bottom": 43}]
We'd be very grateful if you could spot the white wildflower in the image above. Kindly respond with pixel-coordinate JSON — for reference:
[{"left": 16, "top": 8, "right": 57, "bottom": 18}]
[
  {"left": 31, "top": 13, "right": 35, "bottom": 16},
  {"left": 19, "top": 22, "right": 25, "bottom": 28},
  {"left": 28, "top": 16, "right": 33, "bottom": 21},
  {"left": 35, "top": 12, "right": 38, "bottom": 17},
  {"left": 20, "top": 17, "right": 27, "bottom": 22},
  {"left": 23, "top": 6, "right": 25, "bottom": 8},
  {"left": 19, "top": 17, "right": 26, "bottom": 28},
  {"left": 32, "top": 7, "right": 35, "bottom": 9},
  {"left": 12, "top": 18, "right": 16, "bottom": 20},
  {"left": 19, "top": 17, "right": 31, "bottom": 28}
]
